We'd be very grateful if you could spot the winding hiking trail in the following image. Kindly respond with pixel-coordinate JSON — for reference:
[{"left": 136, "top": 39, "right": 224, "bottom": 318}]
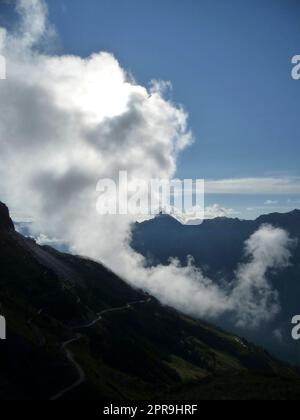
[
  {"left": 15, "top": 231, "right": 152, "bottom": 400},
  {"left": 50, "top": 334, "right": 85, "bottom": 401},
  {"left": 50, "top": 298, "right": 151, "bottom": 401}
]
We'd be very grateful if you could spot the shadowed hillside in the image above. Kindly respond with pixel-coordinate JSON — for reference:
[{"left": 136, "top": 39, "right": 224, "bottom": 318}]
[{"left": 1, "top": 202, "right": 300, "bottom": 400}]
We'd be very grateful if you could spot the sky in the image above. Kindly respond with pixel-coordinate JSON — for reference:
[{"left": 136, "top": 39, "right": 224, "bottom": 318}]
[
  {"left": 1, "top": 0, "right": 300, "bottom": 219},
  {"left": 49, "top": 0, "right": 300, "bottom": 218}
]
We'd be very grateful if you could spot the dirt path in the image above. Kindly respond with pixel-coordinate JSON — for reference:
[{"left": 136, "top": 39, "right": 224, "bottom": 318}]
[
  {"left": 50, "top": 334, "right": 85, "bottom": 401},
  {"left": 50, "top": 298, "right": 151, "bottom": 401}
]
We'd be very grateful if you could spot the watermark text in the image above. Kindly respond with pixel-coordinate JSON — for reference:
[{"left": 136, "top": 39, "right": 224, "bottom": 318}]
[
  {"left": 292, "top": 55, "right": 300, "bottom": 80},
  {"left": 292, "top": 315, "right": 300, "bottom": 340},
  {"left": 0, "top": 54, "right": 6, "bottom": 80},
  {"left": 0, "top": 315, "right": 6, "bottom": 340},
  {"left": 96, "top": 171, "right": 205, "bottom": 224}
]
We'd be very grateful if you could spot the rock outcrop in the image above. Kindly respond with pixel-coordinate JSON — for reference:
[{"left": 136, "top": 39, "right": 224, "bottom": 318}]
[{"left": 0, "top": 202, "right": 15, "bottom": 231}]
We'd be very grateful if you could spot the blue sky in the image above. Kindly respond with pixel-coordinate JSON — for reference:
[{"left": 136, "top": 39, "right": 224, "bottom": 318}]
[
  {"left": 46, "top": 0, "right": 300, "bottom": 218},
  {"left": 2, "top": 0, "right": 300, "bottom": 219},
  {"left": 45, "top": 0, "right": 300, "bottom": 173}
]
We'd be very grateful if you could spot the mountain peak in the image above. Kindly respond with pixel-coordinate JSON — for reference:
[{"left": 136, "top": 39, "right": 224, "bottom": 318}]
[
  {"left": 154, "top": 212, "right": 182, "bottom": 226},
  {"left": 0, "top": 202, "right": 15, "bottom": 231}
]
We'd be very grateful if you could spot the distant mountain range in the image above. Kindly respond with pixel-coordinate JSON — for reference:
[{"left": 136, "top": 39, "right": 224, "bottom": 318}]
[
  {"left": 131, "top": 210, "right": 300, "bottom": 365},
  {"left": 1, "top": 201, "right": 300, "bottom": 400}
]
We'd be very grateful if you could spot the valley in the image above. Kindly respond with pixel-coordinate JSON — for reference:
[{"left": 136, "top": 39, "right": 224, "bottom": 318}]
[{"left": 131, "top": 211, "right": 300, "bottom": 365}]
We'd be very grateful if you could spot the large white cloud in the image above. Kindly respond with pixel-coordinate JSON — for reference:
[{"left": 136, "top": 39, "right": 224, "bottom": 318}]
[{"left": 0, "top": 0, "right": 295, "bottom": 329}]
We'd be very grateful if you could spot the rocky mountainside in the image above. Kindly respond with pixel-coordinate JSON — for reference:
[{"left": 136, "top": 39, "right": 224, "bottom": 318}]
[{"left": 1, "top": 202, "right": 300, "bottom": 400}]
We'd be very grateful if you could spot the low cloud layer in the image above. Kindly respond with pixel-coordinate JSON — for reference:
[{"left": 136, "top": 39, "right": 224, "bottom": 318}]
[
  {"left": 0, "top": 0, "right": 295, "bottom": 329},
  {"left": 231, "top": 225, "right": 296, "bottom": 327},
  {"left": 206, "top": 177, "right": 300, "bottom": 194}
]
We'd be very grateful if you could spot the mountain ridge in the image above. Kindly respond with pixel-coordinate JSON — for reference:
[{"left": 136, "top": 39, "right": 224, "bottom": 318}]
[{"left": 138, "top": 208, "right": 300, "bottom": 226}]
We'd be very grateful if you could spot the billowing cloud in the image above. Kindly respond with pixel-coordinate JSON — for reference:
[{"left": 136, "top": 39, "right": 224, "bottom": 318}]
[
  {"left": 0, "top": 0, "right": 295, "bottom": 330},
  {"left": 231, "top": 224, "right": 296, "bottom": 328}
]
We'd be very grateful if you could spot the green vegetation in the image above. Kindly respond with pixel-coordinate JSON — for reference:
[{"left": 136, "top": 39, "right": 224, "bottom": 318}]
[{"left": 0, "top": 209, "right": 300, "bottom": 400}]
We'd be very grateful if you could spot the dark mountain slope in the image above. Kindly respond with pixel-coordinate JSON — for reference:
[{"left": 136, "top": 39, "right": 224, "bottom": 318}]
[
  {"left": 131, "top": 211, "right": 300, "bottom": 365},
  {"left": 131, "top": 210, "right": 300, "bottom": 274},
  {"left": 1, "top": 202, "right": 300, "bottom": 400}
]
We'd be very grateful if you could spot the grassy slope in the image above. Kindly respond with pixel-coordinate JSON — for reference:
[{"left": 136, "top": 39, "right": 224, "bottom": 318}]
[{"left": 0, "top": 229, "right": 300, "bottom": 400}]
